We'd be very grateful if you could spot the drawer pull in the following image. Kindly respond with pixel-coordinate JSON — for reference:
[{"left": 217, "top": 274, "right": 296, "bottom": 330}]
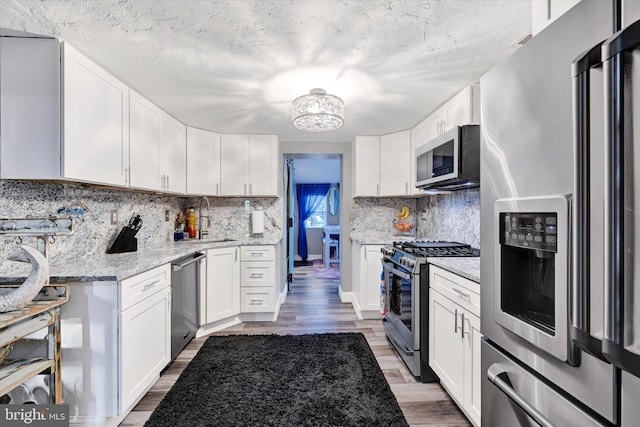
[
  {"left": 249, "top": 273, "right": 264, "bottom": 279},
  {"left": 249, "top": 252, "right": 264, "bottom": 257},
  {"left": 452, "top": 287, "right": 471, "bottom": 300},
  {"left": 143, "top": 279, "right": 160, "bottom": 291},
  {"left": 249, "top": 299, "right": 264, "bottom": 305}
]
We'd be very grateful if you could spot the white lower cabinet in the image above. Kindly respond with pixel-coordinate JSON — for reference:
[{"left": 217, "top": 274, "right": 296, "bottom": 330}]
[
  {"left": 240, "top": 245, "right": 276, "bottom": 312},
  {"left": 429, "top": 265, "right": 481, "bottom": 427},
  {"left": 204, "top": 247, "right": 240, "bottom": 323},
  {"left": 119, "top": 285, "right": 171, "bottom": 412},
  {"left": 351, "top": 243, "right": 384, "bottom": 319},
  {"left": 60, "top": 263, "right": 171, "bottom": 426}
]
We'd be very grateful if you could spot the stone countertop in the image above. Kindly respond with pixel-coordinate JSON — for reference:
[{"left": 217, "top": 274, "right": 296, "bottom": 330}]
[
  {"left": 0, "top": 237, "right": 282, "bottom": 284},
  {"left": 427, "top": 257, "right": 480, "bottom": 283},
  {"left": 349, "top": 231, "right": 415, "bottom": 245}
]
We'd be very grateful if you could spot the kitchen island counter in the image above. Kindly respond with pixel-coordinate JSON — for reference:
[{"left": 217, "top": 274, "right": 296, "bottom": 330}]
[
  {"left": 0, "top": 236, "right": 282, "bottom": 284},
  {"left": 428, "top": 257, "right": 480, "bottom": 283}
]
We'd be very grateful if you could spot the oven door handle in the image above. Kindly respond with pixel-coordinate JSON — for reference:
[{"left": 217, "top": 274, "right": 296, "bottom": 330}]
[
  {"left": 385, "top": 264, "right": 412, "bottom": 280},
  {"left": 487, "top": 364, "right": 556, "bottom": 427},
  {"left": 383, "top": 318, "right": 414, "bottom": 356}
]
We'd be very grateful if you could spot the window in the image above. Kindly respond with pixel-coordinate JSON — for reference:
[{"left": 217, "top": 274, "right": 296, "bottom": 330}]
[{"left": 304, "top": 197, "right": 327, "bottom": 228}]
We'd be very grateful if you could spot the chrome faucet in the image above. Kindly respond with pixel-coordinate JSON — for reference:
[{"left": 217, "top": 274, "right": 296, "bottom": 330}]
[{"left": 198, "top": 196, "right": 211, "bottom": 240}]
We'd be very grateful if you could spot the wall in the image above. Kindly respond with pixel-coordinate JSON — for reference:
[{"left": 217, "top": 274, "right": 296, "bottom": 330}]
[
  {"left": 0, "top": 179, "right": 282, "bottom": 274},
  {"left": 416, "top": 188, "right": 480, "bottom": 248}
]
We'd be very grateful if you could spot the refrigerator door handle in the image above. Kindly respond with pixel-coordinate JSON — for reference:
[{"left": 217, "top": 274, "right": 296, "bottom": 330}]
[
  {"left": 570, "top": 41, "right": 607, "bottom": 362},
  {"left": 487, "top": 364, "right": 556, "bottom": 427},
  {"left": 602, "top": 19, "right": 640, "bottom": 376}
]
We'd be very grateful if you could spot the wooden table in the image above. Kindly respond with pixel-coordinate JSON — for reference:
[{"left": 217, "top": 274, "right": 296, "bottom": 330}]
[{"left": 0, "top": 285, "right": 68, "bottom": 404}]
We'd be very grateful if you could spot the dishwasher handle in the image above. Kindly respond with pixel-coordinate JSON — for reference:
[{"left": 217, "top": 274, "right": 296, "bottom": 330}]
[
  {"left": 487, "top": 364, "right": 556, "bottom": 427},
  {"left": 172, "top": 253, "right": 206, "bottom": 271}
]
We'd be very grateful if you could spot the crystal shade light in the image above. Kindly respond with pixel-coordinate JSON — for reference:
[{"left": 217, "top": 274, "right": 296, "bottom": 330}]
[{"left": 291, "top": 88, "right": 344, "bottom": 132}]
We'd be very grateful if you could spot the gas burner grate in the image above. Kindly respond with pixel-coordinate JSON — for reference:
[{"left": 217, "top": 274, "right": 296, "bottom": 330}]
[{"left": 392, "top": 240, "right": 479, "bottom": 257}]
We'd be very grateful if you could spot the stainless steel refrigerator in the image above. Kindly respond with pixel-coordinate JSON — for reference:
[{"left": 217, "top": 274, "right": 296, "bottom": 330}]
[{"left": 480, "top": 0, "right": 640, "bottom": 425}]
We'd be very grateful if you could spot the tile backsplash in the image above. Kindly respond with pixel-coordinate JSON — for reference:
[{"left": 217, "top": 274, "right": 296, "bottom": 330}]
[
  {"left": 0, "top": 180, "right": 282, "bottom": 267},
  {"left": 416, "top": 188, "right": 480, "bottom": 248}
]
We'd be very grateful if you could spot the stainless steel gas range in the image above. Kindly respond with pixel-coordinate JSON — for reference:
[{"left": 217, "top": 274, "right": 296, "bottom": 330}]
[{"left": 381, "top": 241, "right": 479, "bottom": 382}]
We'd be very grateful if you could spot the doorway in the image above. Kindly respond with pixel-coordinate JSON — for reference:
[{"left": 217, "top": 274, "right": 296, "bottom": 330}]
[{"left": 284, "top": 154, "right": 341, "bottom": 293}]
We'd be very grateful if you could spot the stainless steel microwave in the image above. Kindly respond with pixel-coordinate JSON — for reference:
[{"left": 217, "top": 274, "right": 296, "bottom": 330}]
[{"left": 415, "top": 125, "right": 480, "bottom": 190}]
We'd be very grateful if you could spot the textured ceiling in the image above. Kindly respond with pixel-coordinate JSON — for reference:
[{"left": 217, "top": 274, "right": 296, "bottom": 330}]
[{"left": 0, "top": 0, "right": 531, "bottom": 143}]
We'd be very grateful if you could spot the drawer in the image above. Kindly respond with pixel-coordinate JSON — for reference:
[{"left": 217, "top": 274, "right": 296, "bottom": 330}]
[
  {"left": 240, "top": 287, "right": 275, "bottom": 312},
  {"left": 429, "top": 265, "right": 480, "bottom": 317},
  {"left": 240, "top": 246, "right": 275, "bottom": 261},
  {"left": 120, "top": 264, "right": 171, "bottom": 311},
  {"left": 241, "top": 262, "right": 274, "bottom": 287}
]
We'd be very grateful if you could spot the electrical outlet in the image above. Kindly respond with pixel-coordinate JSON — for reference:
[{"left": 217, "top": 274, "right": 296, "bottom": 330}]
[
  {"left": 244, "top": 200, "right": 250, "bottom": 213},
  {"left": 110, "top": 210, "right": 118, "bottom": 225},
  {"left": 422, "top": 210, "right": 427, "bottom": 220},
  {"left": 165, "top": 210, "right": 170, "bottom": 222}
]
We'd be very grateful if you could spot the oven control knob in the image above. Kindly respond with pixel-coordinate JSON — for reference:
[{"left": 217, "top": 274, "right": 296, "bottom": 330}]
[{"left": 406, "top": 259, "right": 416, "bottom": 267}]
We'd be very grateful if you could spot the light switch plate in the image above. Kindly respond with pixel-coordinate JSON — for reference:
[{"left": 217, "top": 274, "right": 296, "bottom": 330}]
[{"left": 110, "top": 210, "right": 118, "bottom": 225}]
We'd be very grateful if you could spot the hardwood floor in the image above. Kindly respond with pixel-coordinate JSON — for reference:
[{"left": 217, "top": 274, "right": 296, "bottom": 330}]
[{"left": 120, "top": 269, "right": 471, "bottom": 427}]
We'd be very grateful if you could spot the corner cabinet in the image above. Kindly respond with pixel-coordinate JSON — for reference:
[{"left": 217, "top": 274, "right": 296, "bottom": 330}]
[
  {"left": 220, "top": 134, "right": 279, "bottom": 196},
  {"left": 204, "top": 247, "right": 240, "bottom": 323},
  {"left": 353, "top": 136, "right": 381, "bottom": 197},
  {"left": 429, "top": 265, "right": 481, "bottom": 427},
  {"left": 186, "top": 127, "right": 221, "bottom": 196},
  {"left": 351, "top": 243, "right": 384, "bottom": 319}
]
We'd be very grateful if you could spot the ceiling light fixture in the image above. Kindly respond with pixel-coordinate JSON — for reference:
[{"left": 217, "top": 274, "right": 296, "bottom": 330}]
[{"left": 291, "top": 88, "right": 344, "bottom": 132}]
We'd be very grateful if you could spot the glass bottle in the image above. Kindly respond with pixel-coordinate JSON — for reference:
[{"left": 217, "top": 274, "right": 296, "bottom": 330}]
[{"left": 186, "top": 207, "right": 197, "bottom": 239}]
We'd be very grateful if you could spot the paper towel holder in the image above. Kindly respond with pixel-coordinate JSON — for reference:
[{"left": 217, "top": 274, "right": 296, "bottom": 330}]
[{"left": 251, "top": 210, "right": 265, "bottom": 236}]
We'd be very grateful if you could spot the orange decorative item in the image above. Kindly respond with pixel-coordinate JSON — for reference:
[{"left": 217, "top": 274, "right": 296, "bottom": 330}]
[{"left": 186, "top": 207, "right": 197, "bottom": 239}]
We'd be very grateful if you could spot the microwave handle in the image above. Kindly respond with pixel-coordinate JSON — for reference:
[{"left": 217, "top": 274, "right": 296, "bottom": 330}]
[{"left": 570, "top": 41, "right": 606, "bottom": 363}]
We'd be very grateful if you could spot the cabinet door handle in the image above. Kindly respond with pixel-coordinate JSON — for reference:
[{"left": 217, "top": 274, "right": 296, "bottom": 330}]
[
  {"left": 452, "top": 287, "right": 472, "bottom": 300},
  {"left": 454, "top": 308, "right": 459, "bottom": 333},
  {"left": 143, "top": 279, "right": 160, "bottom": 291},
  {"left": 235, "top": 248, "right": 238, "bottom": 262},
  {"left": 166, "top": 175, "right": 169, "bottom": 189},
  {"left": 216, "top": 182, "right": 219, "bottom": 195},
  {"left": 461, "top": 312, "right": 466, "bottom": 337},
  {"left": 405, "top": 182, "right": 409, "bottom": 194},
  {"left": 244, "top": 183, "right": 247, "bottom": 195},
  {"left": 250, "top": 183, "right": 253, "bottom": 195},
  {"left": 376, "top": 183, "right": 380, "bottom": 196}
]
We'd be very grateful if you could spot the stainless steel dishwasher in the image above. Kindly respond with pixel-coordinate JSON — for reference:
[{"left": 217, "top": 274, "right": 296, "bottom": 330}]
[{"left": 170, "top": 252, "right": 205, "bottom": 361}]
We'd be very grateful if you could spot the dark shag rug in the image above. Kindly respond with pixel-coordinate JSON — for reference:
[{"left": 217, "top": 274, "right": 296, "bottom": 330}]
[{"left": 144, "top": 333, "right": 408, "bottom": 427}]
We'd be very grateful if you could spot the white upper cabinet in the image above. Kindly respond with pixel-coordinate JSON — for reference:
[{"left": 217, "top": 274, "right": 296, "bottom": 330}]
[
  {"left": 353, "top": 131, "right": 412, "bottom": 197},
  {"left": 220, "top": 134, "right": 247, "bottom": 196},
  {"left": 0, "top": 38, "right": 131, "bottom": 185},
  {"left": 159, "top": 112, "right": 187, "bottom": 194},
  {"left": 380, "top": 130, "right": 412, "bottom": 196},
  {"left": 220, "top": 134, "right": 278, "bottom": 196},
  {"left": 186, "top": 127, "right": 220, "bottom": 196},
  {"left": 62, "top": 43, "right": 131, "bottom": 186},
  {"left": 532, "top": 0, "right": 581, "bottom": 36},
  {"left": 420, "top": 83, "right": 480, "bottom": 144},
  {"left": 353, "top": 136, "right": 381, "bottom": 197},
  {"left": 129, "top": 90, "right": 160, "bottom": 190}
]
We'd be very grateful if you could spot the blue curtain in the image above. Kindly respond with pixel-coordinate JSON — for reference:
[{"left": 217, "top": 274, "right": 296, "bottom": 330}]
[{"left": 296, "top": 183, "right": 331, "bottom": 260}]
